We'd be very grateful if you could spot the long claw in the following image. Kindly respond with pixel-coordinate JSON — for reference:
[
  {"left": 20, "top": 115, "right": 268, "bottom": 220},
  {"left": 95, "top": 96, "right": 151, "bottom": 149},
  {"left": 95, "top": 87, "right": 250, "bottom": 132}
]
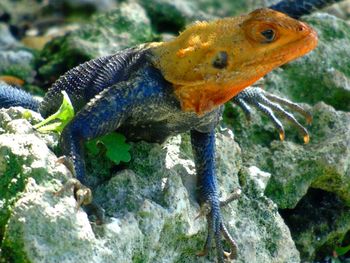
[
  {"left": 197, "top": 214, "right": 214, "bottom": 258},
  {"left": 232, "top": 87, "right": 311, "bottom": 143},
  {"left": 265, "top": 103, "right": 309, "bottom": 142},
  {"left": 197, "top": 202, "right": 238, "bottom": 263},
  {"left": 56, "top": 155, "right": 76, "bottom": 177},
  {"left": 220, "top": 188, "right": 242, "bottom": 207},
  {"left": 265, "top": 93, "right": 312, "bottom": 124},
  {"left": 213, "top": 217, "right": 225, "bottom": 262},
  {"left": 75, "top": 187, "right": 93, "bottom": 210},
  {"left": 54, "top": 178, "right": 93, "bottom": 210},
  {"left": 231, "top": 98, "right": 252, "bottom": 121},
  {"left": 221, "top": 223, "right": 238, "bottom": 260},
  {"left": 279, "top": 130, "right": 285, "bottom": 141},
  {"left": 253, "top": 101, "right": 285, "bottom": 140}
]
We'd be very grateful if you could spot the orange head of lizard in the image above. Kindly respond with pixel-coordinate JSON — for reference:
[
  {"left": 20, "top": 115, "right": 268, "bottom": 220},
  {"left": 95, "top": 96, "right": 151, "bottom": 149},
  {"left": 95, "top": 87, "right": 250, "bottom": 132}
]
[{"left": 151, "top": 8, "right": 318, "bottom": 114}]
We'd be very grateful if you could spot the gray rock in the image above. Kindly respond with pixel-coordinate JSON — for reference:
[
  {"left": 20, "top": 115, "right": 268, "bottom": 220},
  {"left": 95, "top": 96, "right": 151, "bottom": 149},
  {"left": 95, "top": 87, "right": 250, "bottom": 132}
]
[
  {"left": 0, "top": 23, "right": 18, "bottom": 49},
  {"left": 0, "top": 23, "right": 36, "bottom": 83},
  {"left": 0, "top": 108, "right": 299, "bottom": 263},
  {"left": 38, "top": 1, "right": 155, "bottom": 81}
]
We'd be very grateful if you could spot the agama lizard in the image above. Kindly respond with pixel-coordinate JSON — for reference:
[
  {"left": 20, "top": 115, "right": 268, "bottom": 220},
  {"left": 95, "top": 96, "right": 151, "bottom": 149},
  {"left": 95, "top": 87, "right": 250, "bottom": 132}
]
[{"left": 0, "top": 0, "right": 342, "bottom": 261}]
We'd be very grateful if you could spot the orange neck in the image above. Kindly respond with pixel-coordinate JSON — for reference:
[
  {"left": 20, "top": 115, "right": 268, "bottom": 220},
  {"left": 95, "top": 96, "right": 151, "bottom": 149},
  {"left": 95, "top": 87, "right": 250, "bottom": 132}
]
[{"left": 174, "top": 75, "right": 261, "bottom": 114}]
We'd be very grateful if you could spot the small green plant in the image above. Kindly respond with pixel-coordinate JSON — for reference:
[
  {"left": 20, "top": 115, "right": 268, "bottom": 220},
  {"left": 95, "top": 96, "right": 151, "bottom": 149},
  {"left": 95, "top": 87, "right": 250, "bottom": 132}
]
[
  {"left": 34, "top": 91, "right": 131, "bottom": 164},
  {"left": 334, "top": 243, "right": 350, "bottom": 257},
  {"left": 85, "top": 132, "right": 131, "bottom": 165},
  {"left": 33, "top": 91, "right": 75, "bottom": 133}
]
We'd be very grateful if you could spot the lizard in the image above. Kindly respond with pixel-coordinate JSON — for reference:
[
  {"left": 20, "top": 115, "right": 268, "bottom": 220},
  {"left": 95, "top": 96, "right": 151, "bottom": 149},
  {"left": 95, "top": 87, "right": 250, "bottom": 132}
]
[{"left": 0, "top": 0, "right": 342, "bottom": 261}]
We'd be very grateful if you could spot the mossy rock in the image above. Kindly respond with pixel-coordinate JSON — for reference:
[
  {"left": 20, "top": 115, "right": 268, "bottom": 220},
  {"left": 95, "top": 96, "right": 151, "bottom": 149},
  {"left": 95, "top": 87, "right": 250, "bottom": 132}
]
[{"left": 37, "top": 2, "right": 155, "bottom": 82}]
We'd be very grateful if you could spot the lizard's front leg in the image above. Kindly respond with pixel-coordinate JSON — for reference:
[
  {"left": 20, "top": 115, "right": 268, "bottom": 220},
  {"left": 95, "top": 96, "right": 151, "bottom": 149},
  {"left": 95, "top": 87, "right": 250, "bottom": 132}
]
[
  {"left": 191, "top": 130, "right": 238, "bottom": 262},
  {"left": 58, "top": 82, "right": 136, "bottom": 212}
]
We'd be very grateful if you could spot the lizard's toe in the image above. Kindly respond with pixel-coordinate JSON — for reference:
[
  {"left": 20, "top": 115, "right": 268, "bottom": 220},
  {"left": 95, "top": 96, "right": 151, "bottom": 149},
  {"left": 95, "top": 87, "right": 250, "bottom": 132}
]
[
  {"left": 232, "top": 86, "right": 311, "bottom": 144},
  {"left": 55, "top": 156, "right": 105, "bottom": 224},
  {"left": 56, "top": 155, "right": 76, "bottom": 176},
  {"left": 196, "top": 199, "right": 238, "bottom": 262},
  {"left": 54, "top": 177, "right": 105, "bottom": 224},
  {"left": 54, "top": 177, "right": 93, "bottom": 209}
]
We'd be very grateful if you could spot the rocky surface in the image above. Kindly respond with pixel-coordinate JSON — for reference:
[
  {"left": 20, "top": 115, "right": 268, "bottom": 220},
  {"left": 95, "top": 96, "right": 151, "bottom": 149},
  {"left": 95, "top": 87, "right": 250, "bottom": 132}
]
[
  {"left": 37, "top": 1, "right": 154, "bottom": 82},
  {"left": 0, "top": 24, "right": 35, "bottom": 83},
  {"left": 0, "top": 107, "right": 299, "bottom": 263}
]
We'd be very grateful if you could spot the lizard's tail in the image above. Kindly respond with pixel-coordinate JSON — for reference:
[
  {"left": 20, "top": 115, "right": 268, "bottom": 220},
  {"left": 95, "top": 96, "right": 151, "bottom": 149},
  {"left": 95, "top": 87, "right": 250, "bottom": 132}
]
[
  {"left": 270, "top": 0, "right": 343, "bottom": 18},
  {"left": 0, "top": 83, "right": 40, "bottom": 112}
]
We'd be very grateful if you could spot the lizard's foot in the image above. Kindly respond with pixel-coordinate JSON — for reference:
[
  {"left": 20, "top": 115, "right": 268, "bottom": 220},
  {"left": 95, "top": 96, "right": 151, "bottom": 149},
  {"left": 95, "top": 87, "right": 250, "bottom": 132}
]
[
  {"left": 55, "top": 156, "right": 92, "bottom": 209},
  {"left": 54, "top": 177, "right": 93, "bottom": 210},
  {"left": 196, "top": 199, "right": 238, "bottom": 262},
  {"left": 55, "top": 156, "right": 105, "bottom": 224},
  {"left": 232, "top": 86, "right": 312, "bottom": 144}
]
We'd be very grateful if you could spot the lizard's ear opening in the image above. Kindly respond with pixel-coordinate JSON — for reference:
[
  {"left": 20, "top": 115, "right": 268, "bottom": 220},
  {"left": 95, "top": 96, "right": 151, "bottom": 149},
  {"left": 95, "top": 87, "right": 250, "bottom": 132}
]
[{"left": 212, "top": 51, "right": 228, "bottom": 69}]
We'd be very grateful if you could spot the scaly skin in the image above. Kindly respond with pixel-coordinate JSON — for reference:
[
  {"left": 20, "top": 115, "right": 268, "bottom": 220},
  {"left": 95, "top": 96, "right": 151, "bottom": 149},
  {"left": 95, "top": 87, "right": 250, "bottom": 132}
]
[
  {"left": 0, "top": 0, "right": 341, "bottom": 260},
  {"left": 270, "top": 0, "right": 343, "bottom": 18}
]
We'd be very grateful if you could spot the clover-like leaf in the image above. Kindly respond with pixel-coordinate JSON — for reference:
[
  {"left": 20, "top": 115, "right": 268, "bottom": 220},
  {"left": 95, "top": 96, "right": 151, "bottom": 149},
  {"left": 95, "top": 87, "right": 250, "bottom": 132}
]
[{"left": 85, "top": 132, "right": 131, "bottom": 165}]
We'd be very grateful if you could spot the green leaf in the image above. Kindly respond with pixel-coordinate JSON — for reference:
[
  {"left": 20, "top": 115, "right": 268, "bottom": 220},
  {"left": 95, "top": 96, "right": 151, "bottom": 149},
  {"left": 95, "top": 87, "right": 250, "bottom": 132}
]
[
  {"left": 34, "top": 91, "right": 131, "bottom": 164},
  {"left": 335, "top": 244, "right": 350, "bottom": 256},
  {"left": 85, "top": 139, "right": 101, "bottom": 155},
  {"left": 34, "top": 90, "right": 74, "bottom": 133},
  {"left": 85, "top": 132, "right": 131, "bottom": 165}
]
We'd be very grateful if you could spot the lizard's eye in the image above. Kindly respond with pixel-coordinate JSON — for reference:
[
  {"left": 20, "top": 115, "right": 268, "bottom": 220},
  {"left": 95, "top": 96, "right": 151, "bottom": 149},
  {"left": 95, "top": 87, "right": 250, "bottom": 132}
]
[
  {"left": 212, "top": 51, "right": 228, "bottom": 69},
  {"left": 261, "top": 29, "right": 276, "bottom": 43}
]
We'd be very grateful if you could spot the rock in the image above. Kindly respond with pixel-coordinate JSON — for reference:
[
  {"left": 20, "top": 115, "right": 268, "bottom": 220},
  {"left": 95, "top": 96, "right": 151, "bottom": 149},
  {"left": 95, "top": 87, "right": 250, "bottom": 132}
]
[
  {"left": 280, "top": 189, "right": 350, "bottom": 261},
  {"left": 0, "top": 23, "right": 36, "bottom": 83},
  {"left": 325, "top": 0, "right": 350, "bottom": 20},
  {"left": 0, "top": 23, "right": 18, "bottom": 48},
  {"left": 37, "top": 1, "right": 155, "bottom": 81},
  {"left": 0, "top": 108, "right": 299, "bottom": 263},
  {"left": 139, "top": 0, "right": 211, "bottom": 33},
  {"left": 0, "top": 0, "right": 46, "bottom": 27},
  {"left": 50, "top": 0, "right": 117, "bottom": 12},
  {"left": 138, "top": 0, "right": 280, "bottom": 34},
  {"left": 263, "top": 102, "right": 350, "bottom": 208}
]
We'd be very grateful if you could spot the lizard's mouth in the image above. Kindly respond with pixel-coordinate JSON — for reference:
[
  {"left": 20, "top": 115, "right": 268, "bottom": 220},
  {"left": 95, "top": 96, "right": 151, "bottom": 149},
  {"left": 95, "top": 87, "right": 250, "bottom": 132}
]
[
  {"left": 240, "top": 25, "right": 318, "bottom": 73},
  {"left": 269, "top": 25, "right": 318, "bottom": 67}
]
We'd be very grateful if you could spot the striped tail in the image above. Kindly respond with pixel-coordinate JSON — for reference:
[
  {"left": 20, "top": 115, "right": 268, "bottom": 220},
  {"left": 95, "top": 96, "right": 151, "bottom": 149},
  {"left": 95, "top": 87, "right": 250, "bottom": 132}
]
[
  {"left": 270, "top": 0, "right": 343, "bottom": 18},
  {"left": 0, "top": 83, "right": 40, "bottom": 112}
]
